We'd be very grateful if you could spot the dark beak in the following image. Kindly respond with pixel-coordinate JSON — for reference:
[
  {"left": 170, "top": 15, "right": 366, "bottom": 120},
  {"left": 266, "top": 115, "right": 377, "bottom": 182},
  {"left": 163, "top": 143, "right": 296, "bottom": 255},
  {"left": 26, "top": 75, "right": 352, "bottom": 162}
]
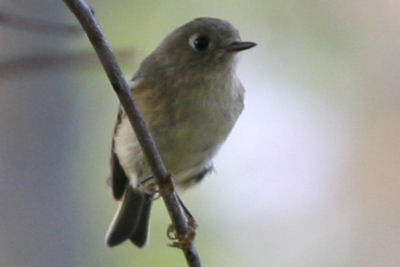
[{"left": 225, "top": 41, "right": 257, "bottom": 52}]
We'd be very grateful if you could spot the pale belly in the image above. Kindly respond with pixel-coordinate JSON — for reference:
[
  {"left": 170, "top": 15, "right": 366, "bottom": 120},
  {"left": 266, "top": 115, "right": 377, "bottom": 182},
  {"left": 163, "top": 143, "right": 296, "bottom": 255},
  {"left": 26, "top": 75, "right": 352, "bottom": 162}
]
[{"left": 114, "top": 103, "right": 236, "bottom": 187}]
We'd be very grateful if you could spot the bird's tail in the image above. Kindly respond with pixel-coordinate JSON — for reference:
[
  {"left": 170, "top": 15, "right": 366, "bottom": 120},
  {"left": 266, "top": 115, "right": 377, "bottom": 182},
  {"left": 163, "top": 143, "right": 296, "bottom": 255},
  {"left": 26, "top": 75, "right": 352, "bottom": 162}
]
[{"left": 105, "top": 187, "right": 152, "bottom": 248}]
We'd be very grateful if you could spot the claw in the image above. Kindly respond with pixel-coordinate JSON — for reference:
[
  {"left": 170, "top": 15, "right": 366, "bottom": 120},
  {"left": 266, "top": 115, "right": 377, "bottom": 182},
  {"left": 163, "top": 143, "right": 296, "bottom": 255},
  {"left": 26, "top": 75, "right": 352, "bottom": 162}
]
[
  {"left": 138, "top": 175, "right": 159, "bottom": 195},
  {"left": 164, "top": 193, "right": 198, "bottom": 248},
  {"left": 166, "top": 223, "right": 196, "bottom": 249},
  {"left": 167, "top": 224, "right": 178, "bottom": 240}
]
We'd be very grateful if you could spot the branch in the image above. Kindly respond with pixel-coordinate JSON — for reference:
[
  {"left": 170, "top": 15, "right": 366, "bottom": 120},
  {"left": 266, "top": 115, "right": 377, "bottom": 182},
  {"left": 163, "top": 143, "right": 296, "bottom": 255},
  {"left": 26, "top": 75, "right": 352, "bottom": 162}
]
[
  {"left": 0, "top": 10, "right": 82, "bottom": 36},
  {"left": 62, "top": 1, "right": 202, "bottom": 267},
  {"left": 0, "top": 49, "right": 135, "bottom": 78}
]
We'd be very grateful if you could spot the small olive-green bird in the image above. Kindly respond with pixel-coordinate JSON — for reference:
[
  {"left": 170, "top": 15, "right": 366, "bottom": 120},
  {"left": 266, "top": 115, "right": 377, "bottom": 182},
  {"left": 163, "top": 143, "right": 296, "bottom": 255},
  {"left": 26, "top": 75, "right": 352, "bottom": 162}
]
[{"left": 105, "top": 17, "right": 256, "bottom": 248}]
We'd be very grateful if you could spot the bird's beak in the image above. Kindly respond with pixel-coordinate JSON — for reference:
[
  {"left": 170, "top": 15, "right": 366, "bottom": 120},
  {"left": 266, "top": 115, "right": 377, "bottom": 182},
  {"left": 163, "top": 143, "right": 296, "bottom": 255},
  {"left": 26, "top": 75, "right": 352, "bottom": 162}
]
[{"left": 224, "top": 41, "right": 257, "bottom": 52}]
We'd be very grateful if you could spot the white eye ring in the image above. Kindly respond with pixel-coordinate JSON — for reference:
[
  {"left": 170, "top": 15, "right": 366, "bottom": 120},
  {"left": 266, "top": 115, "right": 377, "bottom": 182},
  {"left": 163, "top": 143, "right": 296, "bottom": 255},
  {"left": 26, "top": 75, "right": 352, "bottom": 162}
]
[
  {"left": 188, "top": 33, "right": 210, "bottom": 51},
  {"left": 188, "top": 34, "right": 199, "bottom": 49}
]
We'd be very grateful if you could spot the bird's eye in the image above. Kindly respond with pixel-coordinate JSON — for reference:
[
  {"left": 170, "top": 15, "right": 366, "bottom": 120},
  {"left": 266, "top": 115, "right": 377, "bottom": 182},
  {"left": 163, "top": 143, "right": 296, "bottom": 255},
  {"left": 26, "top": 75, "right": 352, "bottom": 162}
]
[{"left": 189, "top": 34, "right": 210, "bottom": 51}]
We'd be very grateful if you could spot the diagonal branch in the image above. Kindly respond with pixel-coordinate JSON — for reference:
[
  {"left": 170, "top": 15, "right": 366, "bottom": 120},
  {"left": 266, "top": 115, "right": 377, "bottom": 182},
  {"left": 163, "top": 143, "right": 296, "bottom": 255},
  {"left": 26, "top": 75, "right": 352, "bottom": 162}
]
[
  {"left": 62, "top": 1, "right": 202, "bottom": 267},
  {"left": 0, "top": 10, "right": 82, "bottom": 35}
]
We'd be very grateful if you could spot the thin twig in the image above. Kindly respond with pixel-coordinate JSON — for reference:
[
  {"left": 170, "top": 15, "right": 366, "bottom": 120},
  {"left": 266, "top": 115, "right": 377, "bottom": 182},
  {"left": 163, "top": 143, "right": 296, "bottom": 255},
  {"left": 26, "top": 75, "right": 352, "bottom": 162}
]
[
  {"left": 0, "top": 49, "right": 135, "bottom": 78},
  {"left": 0, "top": 10, "right": 82, "bottom": 35},
  {"left": 62, "top": 1, "right": 202, "bottom": 267}
]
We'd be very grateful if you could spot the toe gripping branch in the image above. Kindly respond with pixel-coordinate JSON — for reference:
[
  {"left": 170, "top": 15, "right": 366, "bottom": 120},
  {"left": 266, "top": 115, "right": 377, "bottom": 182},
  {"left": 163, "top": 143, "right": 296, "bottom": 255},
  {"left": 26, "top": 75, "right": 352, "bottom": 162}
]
[
  {"left": 167, "top": 214, "right": 197, "bottom": 250},
  {"left": 140, "top": 172, "right": 198, "bottom": 250},
  {"left": 139, "top": 173, "right": 175, "bottom": 199},
  {"left": 166, "top": 191, "right": 198, "bottom": 250}
]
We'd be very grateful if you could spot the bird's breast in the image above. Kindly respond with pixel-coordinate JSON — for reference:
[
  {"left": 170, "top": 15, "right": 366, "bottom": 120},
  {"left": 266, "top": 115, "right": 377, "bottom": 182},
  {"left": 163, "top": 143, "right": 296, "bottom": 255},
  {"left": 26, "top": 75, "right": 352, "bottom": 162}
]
[{"left": 139, "top": 73, "right": 244, "bottom": 176}]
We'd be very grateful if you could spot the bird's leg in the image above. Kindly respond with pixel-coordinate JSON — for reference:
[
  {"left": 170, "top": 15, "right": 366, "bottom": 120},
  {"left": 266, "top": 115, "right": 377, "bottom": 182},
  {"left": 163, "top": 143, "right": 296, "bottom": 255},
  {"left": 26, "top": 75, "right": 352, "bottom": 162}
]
[
  {"left": 139, "top": 174, "right": 154, "bottom": 185},
  {"left": 167, "top": 192, "right": 197, "bottom": 249},
  {"left": 176, "top": 193, "right": 197, "bottom": 228},
  {"left": 140, "top": 174, "right": 197, "bottom": 248},
  {"left": 138, "top": 175, "right": 160, "bottom": 199}
]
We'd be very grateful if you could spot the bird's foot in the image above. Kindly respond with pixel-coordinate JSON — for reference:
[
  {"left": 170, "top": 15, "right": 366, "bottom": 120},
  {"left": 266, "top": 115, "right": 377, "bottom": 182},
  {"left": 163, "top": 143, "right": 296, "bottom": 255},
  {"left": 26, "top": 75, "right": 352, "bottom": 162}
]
[
  {"left": 166, "top": 219, "right": 197, "bottom": 249},
  {"left": 166, "top": 193, "right": 198, "bottom": 249},
  {"left": 138, "top": 175, "right": 160, "bottom": 199}
]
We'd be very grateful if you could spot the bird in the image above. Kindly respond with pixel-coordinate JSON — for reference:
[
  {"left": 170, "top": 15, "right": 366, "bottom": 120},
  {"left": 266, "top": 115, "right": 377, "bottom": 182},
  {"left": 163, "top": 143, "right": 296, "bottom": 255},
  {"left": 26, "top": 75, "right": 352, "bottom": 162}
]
[{"left": 105, "top": 17, "right": 256, "bottom": 248}]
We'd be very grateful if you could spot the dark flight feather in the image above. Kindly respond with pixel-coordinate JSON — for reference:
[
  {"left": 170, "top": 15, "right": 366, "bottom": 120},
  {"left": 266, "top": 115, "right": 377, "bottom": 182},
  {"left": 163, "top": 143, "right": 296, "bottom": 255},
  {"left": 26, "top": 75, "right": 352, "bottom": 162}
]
[{"left": 110, "top": 108, "right": 127, "bottom": 200}]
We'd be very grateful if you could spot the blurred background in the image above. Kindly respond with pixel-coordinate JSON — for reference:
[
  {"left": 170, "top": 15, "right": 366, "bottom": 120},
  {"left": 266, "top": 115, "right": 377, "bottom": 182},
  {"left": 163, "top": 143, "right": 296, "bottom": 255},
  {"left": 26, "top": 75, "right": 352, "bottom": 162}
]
[{"left": 1, "top": 0, "right": 399, "bottom": 266}]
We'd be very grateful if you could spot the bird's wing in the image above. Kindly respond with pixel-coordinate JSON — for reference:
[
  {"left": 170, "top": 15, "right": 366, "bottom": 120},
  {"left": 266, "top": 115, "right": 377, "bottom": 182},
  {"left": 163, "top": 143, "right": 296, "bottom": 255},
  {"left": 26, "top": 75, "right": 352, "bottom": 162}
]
[
  {"left": 109, "top": 107, "right": 129, "bottom": 200},
  {"left": 108, "top": 78, "right": 145, "bottom": 200}
]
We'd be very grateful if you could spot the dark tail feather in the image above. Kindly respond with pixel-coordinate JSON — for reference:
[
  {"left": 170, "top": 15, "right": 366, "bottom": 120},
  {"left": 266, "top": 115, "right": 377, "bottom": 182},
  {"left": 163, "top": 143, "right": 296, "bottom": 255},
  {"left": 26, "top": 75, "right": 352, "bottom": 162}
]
[
  {"left": 129, "top": 194, "right": 152, "bottom": 247},
  {"left": 105, "top": 187, "right": 152, "bottom": 247}
]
